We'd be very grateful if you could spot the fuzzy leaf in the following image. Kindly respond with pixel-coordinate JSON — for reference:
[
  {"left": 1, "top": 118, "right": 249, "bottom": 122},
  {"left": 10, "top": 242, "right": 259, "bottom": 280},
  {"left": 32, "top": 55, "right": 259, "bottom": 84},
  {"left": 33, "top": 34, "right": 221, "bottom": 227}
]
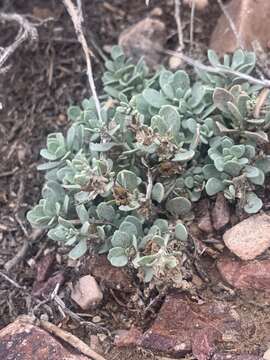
[
  {"left": 166, "top": 197, "right": 192, "bottom": 216},
  {"left": 108, "top": 247, "right": 128, "bottom": 267},
  {"left": 96, "top": 202, "right": 115, "bottom": 221},
  {"left": 152, "top": 182, "right": 165, "bottom": 203},
  {"left": 69, "top": 239, "right": 87, "bottom": 260},
  {"left": 244, "top": 192, "right": 263, "bottom": 214},
  {"left": 205, "top": 178, "right": 225, "bottom": 196},
  {"left": 175, "top": 223, "right": 188, "bottom": 241}
]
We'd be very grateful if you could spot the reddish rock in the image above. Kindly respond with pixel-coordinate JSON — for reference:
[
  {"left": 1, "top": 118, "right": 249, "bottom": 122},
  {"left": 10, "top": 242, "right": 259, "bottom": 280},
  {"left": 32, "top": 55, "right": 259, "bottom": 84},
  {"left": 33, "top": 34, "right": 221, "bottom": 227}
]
[
  {"left": 210, "top": 0, "right": 270, "bottom": 54},
  {"left": 212, "top": 193, "right": 230, "bottom": 231},
  {"left": 192, "top": 328, "right": 216, "bottom": 360},
  {"left": 71, "top": 275, "right": 103, "bottom": 310},
  {"left": 90, "top": 256, "right": 134, "bottom": 292},
  {"left": 0, "top": 316, "right": 89, "bottom": 359},
  {"left": 32, "top": 272, "right": 65, "bottom": 297},
  {"left": 114, "top": 327, "right": 143, "bottom": 347},
  {"left": 223, "top": 214, "right": 270, "bottom": 260},
  {"left": 119, "top": 18, "right": 166, "bottom": 70},
  {"left": 197, "top": 199, "right": 213, "bottom": 234},
  {"left": 140, "top": 294, "right": 241, "bottom": 357},
  {"left": 212, "top": 354, "right": 263, "bottom": 360},
  {"left": 217, "top": 257, "right": 270, "bottom": 291},
  {"left": 36, "top": 253, "right": 55, "bottom": 282},
  {"left": 183, "top": 0, "right": 208, "bottom": 10}
]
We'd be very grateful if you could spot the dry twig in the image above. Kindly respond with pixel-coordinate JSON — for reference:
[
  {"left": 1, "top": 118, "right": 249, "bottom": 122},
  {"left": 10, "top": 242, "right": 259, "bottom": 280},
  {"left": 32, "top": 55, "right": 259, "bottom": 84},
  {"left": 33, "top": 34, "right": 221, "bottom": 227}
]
[
  {"left": 189, "top": 0, "right": 196, "bottom": 50},
  {"left": 62, "top": 0, "right": 102, "bottom": 123},
  {"left": 0, "top": 13, "right": 38, "bottom": 73},
  {"left": 38, "top": 319, "right": 107, "bottom": 360},
  {"left": 174, "top": 0, "right": 184, "bottom": 50},
  {"left": 165, "top": 49, "right": 270, "bottom": 88},
  {"left": 4, "top": 228, "right": 44, "bottom": 272},
  {"left": 216, "top": 0, "right": 243, "bottom": 49}
]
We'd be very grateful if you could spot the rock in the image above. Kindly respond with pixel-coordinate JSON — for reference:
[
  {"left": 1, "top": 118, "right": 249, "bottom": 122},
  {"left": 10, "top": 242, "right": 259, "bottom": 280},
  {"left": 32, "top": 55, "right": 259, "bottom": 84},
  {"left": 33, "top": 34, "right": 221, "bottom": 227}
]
[
  {"left": 32, "top": 272, "right": 65, "bottom": 297},
  {"left": 183, "top": 0, "right": 208, "bottom": 10},
  {"left": 223, "top": 214, "right": 270, "bottom": 260},
  {"left": 264, "top": 348, "right": 270, "bottom": 360},
  {"left": 90, "top": 256, "right": 134, "bottom": 292},
  {"left": 114, "top": 327, "right": 143, "bottom": 347},
  {"left": 36, "top": 252, "right": 55, "bottom": 282},
  {"left": 197, "top": 199, "right": 213, "bottom": 234},
  {"left": 212, "top": 354, "right": 263, "bottom": 360},
  {"left": 217, "top": 257, "right": 270, "bottom": 291},
  {"left": 139, "top": 294, "right": 241, "bottom": 357},
  {"left": 210, "top": 0, "right": 270, "bottom": 54},
  {"left": 0, "top": 316, "right": 89, "bottom": 359},
  {"left": 119, "top": 18, "right": 166, "bottom": 70},
  {"left": 71, "top": 275, "right": 103, "bottom": 310},
  {"left": 212, "top": 193, "right": 230, "bottom": 231},
  {"left": 168, "top": 47, "right": 183, "bottom": 70}
]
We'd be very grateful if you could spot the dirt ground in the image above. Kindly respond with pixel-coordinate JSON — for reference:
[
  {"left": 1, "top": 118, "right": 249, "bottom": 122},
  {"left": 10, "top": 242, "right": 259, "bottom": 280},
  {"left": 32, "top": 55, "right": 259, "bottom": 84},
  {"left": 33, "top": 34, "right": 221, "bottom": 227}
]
[{"left": 1, "top": 1, "right": 270, "bottom": 359}]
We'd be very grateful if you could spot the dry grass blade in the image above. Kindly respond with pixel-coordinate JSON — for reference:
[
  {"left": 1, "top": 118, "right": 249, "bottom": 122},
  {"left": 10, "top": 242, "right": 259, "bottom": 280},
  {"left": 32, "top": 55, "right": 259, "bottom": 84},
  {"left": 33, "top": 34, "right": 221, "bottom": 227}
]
[
  {"left": 165, "top": 49, "right": 270, "bottom": 88},
  {"left": 62, "top": 0, "right": 102, "bottom": 123},
  {"left": 0, "top": 13, "right": 38, "bottom": 73},
  {"left": 174, "top": 0, "right": 184, "bottom": 50}
]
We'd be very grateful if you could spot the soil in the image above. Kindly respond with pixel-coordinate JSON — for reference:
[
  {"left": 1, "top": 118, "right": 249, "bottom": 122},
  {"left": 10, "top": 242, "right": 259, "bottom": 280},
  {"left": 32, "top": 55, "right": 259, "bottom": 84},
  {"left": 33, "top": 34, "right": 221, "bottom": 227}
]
[{"left": 0, "top": 1, "right": 270, "bottom": 360}]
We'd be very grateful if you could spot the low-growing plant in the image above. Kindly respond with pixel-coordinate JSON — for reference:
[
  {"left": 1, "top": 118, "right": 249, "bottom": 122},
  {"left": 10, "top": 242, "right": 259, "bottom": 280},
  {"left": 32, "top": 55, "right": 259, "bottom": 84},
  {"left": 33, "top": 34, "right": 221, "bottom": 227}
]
[{"left": 27, "top": 47, "right": 270, "bottom": 283}]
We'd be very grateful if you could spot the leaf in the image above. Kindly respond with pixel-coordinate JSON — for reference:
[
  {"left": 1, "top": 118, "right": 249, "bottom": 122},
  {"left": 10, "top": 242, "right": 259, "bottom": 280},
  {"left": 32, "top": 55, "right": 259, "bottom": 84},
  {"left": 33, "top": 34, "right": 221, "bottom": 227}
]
[
  {"left": 68, "top": 106, "right": 81, "bottom": 121},
  {"left": 152, "top": 182, "right": 165, "bottom": 203},
  {"left": 248, "top": 168, "right": 265, "bottom": 185},
  {"left": 213, "top": 88, "right": 234, "bottom": 112},
  {"left": 134, "top": 254, "right": 158, "bottom": 267},
  {"left": 90, "top": 142, "right": 116, "bottom": 152},
  {"left": 142, "top": 88, "right": 167, "bottom": 108},
  {"left": 117, "top": 170, "right": 140, "bottom": 191},
  {"left": 111, "top": 230, "right": 131, "bottom": 248},
  {"left": 108, "top": 247, "right": 128, "bottom": 267},
  {"left": 166, "top": 197, "right": 192, "bottom": 216},
  {"left": 244, "top": 192, "right": 263, "bottom": 214},
  {"left": 245, "top": 165, "right": 260, "bottom": 179},
  {"left": 208, "top": 50, "right": 221, "bottom": 67},
  {"left": 159, "top": 105, "right": 181, "bottom": 133},
  {"left": 96, "top": 202, "right": 115, "bottom": 221},
  {"left": 175, "top": 223, "right": 188, "bottom": 241},
  {"left": 230, "top": 145, "right": 245, "bottom": 159},
  {"left": 203, "top": 164, "right": 220, "bottom": 179},
  {"left": 76, "top": 204, "right": 89, "bottom": 223},
  {"left": 173, "top": 150, "right": 195, "bottom": 162},
  {"left": 205, "top": 178, "right": 225, "bottom": 196},
  {"left": 223, "top": 161, "right": 243, "bottom": 176},
  {"left": 256, "top": 157, "right": 270, "bottom": 174},
  {"left": 119, "top": 221, "right": 138, "bottom": 236},
  {"left": 153, "top": 219, "right": 168, "bottom": 233},
  {"left": 69, "top": 239, "right": 87, "bottom": 260}
]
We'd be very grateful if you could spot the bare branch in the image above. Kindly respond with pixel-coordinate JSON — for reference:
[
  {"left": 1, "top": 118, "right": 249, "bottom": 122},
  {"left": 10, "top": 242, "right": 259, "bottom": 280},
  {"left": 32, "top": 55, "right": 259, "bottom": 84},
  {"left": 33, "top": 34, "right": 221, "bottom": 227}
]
[
  {"left": 62, "top": 0, "right": 102, "bottom": 123},
  {"left": 165, "top": 49, "right": 270, "bottom": 88},
  {"left": 174, "top": 0, "right": 184, "bottom": 50},
  {"left": 189, "top": 0, "right": 196, "bottom": 50},
  {"left": 0, "top": 13, "right": 38, "bottom": 73}
]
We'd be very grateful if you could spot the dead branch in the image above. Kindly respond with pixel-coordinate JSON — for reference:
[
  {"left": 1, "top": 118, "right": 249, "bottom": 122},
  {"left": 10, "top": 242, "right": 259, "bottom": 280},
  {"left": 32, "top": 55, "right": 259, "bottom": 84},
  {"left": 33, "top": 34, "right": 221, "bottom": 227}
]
[
  {"left": 216, "top": 0, "right": 243, "bottom": 49},
  {"left": 62, "top": 0, "right": 102, "bottom": 123},
  {"left": 4, "top": 228, "right": 44, "bottom": 272},
  {"left": 38, "top": 319, "right": 107, "bottom": 360},
  {"left": 174, "top": 0, "right": 184, "bottom": 50},
  {"left": 165, "top": 49, "right": 270, "bottom": 88},
  {"left": 189, "top": 0, "right": 196, "bottom": 50},
  {"left": 0, "top": 13, "right": 38, "bottom": 73}
]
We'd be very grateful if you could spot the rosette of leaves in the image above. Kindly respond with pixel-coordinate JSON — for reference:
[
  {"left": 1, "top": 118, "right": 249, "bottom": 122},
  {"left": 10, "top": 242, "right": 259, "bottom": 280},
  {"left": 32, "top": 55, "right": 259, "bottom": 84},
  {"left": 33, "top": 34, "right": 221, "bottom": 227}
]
[
  {"left": 204, "top": 136, "right": 270, "bottom": 213},
  {"left": 102, "top": 46, "right": 155, "bottom": 100},
  {"left": 213, "top": 85, "right": 270, "bottom": 143},
  {"left": 132, "top": 219, "right": 188, "bottom": 282}
]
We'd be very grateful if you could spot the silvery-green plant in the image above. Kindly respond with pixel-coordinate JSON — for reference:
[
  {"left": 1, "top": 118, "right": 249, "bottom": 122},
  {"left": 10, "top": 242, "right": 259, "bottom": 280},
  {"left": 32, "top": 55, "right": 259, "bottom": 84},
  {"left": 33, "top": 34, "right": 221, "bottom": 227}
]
[{"left": 27, "top": 46, "right": 270, "bottom": 284}]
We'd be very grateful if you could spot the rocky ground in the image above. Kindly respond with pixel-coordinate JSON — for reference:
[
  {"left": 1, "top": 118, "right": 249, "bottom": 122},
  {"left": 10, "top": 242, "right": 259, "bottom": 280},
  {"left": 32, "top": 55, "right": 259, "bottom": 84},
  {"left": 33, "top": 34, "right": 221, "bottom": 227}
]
[{"left": 1, "top": 0, "right": 270, "bottom": 359}]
